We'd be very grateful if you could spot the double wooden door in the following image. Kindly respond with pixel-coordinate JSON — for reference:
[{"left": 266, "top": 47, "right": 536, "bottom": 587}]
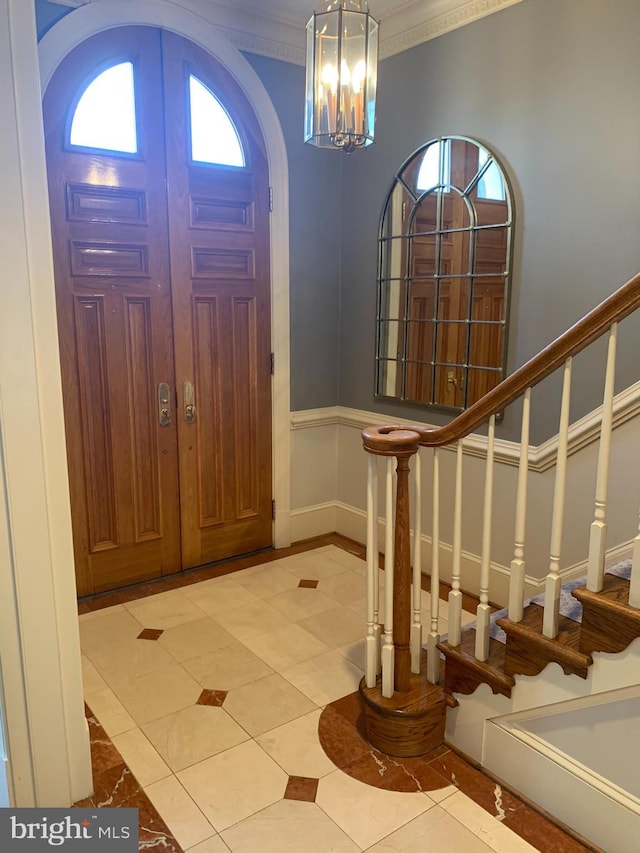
[{"left": 44, "top": 27, "right": 272, "bottom": 596}]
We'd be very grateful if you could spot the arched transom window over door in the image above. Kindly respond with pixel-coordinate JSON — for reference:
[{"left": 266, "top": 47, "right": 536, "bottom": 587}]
[
  {"left": 376, "top": 136, "right": 514, "bottom": 411},
  {"left": 44, "top": 26, "right": 273, "bottom": 597}
]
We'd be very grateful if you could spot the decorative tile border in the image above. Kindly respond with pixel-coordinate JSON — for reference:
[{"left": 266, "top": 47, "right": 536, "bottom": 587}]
[
  {"left": 317, "top": 690, "right": 594, "bottom": 851},
  {"left": 77, "top": 706, "right": 182, "bottom": 852}
]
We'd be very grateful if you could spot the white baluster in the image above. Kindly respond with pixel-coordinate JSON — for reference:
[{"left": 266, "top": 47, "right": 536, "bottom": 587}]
[
  {"left": 411, "top": 448, "right": 422, "bottom": 673},
  {"left": 365, "top": 453, "right": 380, "bottom": 687},
  {"left": 381, "top": 457, "right": 395, "bottom": 697},
  {"left": 630, "top": 508, "right": 640, "bottom": 609},
  {"left": 427, "top": 447, "right": 441, "bottom": 684},
  {"left": 508, "top": 388, "right": 531, "bottom": 622},
  {"left": 543, "top": 357, "right": 572, "bottom": 638},
  {"left": 447, "top": 440, "right": 464, "bottom": 647},
  {"left": 587, "top": 323, "right": 617, "bottom": 593},
  {"left": 475, "top": 415, "right": 495, "bottom": 662}
]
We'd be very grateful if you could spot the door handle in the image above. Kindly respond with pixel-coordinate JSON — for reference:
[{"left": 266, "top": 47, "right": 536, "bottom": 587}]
[
  {"left": 157, "top": 382, "right": 171, "bottom": 426},
  {"left": 183, "top": 380, "right": 197, "bottom": 424},
  {"left": 447, "top": 370, "right": 457, "bottom": 388}
]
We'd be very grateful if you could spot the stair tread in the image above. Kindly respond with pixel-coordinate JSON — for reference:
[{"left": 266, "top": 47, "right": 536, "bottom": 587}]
[
  {"left": 572, "top": 574, "right": 637, "bottom": 615},
  {"left": 438, "top": 628, "right": 515, "bottom": 697}
]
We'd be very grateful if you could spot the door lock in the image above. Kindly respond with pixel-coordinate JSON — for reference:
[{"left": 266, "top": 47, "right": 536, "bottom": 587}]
[
  {"left": 183, "top": 380, "right": 197, "bottom": 424},
  {"left": 157, "top": 382, "right": 171, "bottom": 426}
]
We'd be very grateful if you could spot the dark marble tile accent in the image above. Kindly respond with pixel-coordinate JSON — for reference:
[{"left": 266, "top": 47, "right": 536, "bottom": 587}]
[
  {"left": 284, "top": 776, "right": 319, "bottom": 802},
  {"left": 504, "top": 804, "right": 598, "bottom": 852},
  {"left": 197, "top": 688, "right": 228, "bottom": 707},
  {"left": 344, "top": 749, "right": 452, "bottom": 793},
  {"left": 137, "top": 628, "right": 164, "bottom": 641},
  {"left": 91, "top": 762, "right": 142, "bottom": 809},
  {"left": 73, "top": 709, "right": 183, "bottom": 852},
  {"left": 87, "top": 715, "right": 124, "bottom": 774},
  {"left": 320, "top": 693, "right": 459, "bottom": 795},
  {"left": 427, "top": 750, "right": 522, "bottom": 819},
  {"left": 328, "top": 690, "right": 363, "bottom": 726},
  {"left": 298, "top": 579, "right": 319, "bottom": 589},
  {"left": 318, "top": 704, "right": 372, "bottom": 769}
]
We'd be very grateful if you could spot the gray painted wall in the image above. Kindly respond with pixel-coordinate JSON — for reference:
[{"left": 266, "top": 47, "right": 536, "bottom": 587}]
[
  {"left": 340, "top": 0, "right": 640, "bottom": 443},
  {"left": 36, "top": 0, "right": 640, "bottom": 441},
  {"left": 244, "top": 54, "right": 343, "bottom": 411}
]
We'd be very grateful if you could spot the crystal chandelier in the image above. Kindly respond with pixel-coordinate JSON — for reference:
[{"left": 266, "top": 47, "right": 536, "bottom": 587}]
[{"left": 304, "top": 0, "right": 379, "bottom": 152}]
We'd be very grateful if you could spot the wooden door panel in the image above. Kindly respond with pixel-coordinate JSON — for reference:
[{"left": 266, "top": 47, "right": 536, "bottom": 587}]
[
  {"left": 161, "top": 30, "right": 272, "bottom": 568},
  {"left": 193, "top": 297, "right": 225, "bottom": 528},
  {"left": 44, "top": 27, "right": 181, "bottom": 594}
]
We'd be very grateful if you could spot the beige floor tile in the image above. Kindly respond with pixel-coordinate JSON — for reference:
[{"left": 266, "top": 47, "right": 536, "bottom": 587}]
[
  {"left": 440, "top": 792, "right": 538, "bottom": 852},
  {"left": 178, "top": 740, "right": 287, "bottom": 832},
  {"left": 255, "top": 709, "right": 336, "bottom": 778},
  {"left": 186, "top": 836, "right": 230, "bottom": 853},
  {"left": 85, "top": 687, "right": 137, "bottom": 737},
  {"left": 81, "top": 654, "right": 107, "bottom": 695},
  {"left": 279, "top": 552, "right": 348, "bottom": 581},
  {"left": 223, "top": 673, "right": 317, "bottom": 737},
  {"left": 461, "top": 608, "right": 478, "bottom": 626},
  {"left": 316, "top": 770, "right": 433, "bottom": 850},
  {"left": 158, "top": 618, "right": 236, "bottom": 663},
  {"left": 220, "top": 800, "right": 359, "bottom": 853},
  {"left": 282, "top": 650, "right": 363, "bottom": 706},
  {"left": 124, "top": 590, "right": 208, "bottom": 630},
  {"left": 316, "top": 571, "right": 367, "bottom": 605},
  {"left": 144, "top": 775, "right": 216, "bottom": 850},
  {"left": 85, "top": 638, "right": 175, "bottom": 688},
  {"left": 79, "top": 603, "right": 127, "bottom": 622},
  {"left": 182, "top": 581, "right": 260, "bottom": 616},
  {"left": 111, "top": 728, "right": 172, "bottom": 787},
  {"left": 297, "top": 605, "right": 365, "bottom": 648},
  {"left": 365, "top": 806, "right": 494, "bottom": 852},
  {"left": 428, "top": 784, "right": 458, "bottom": 804},
  {"left": 142, "top": 704, "right": 250, "bottom": 771},
  {"left": 114, "top": 665, "right": 202, "bottom": 725},
  {"left": 336, "top": 639, "right": 366, "bottom": 671},
  {"left": 232, "top": 564, "right": 301, "bottom": 598},
  {"left": 243, "top": 623, "right": 331, "bottom": 671},
  {"left": 79, "top": 608, "right": 144, "bottom": 653},
  {"left": 212, "top": 599, "right": 285, "bottom": 642},
  {"left": 182, "top": 641, "right": 273, "bottom": 691},
  {"left": 323, "top": 549, "right": 367, "bottom": 575},
  {"left": 348, "top": 596, "right": 386, "bottom": 622},
  {"left": 266, "top": 586, "right": 337, "bottom": 621}
]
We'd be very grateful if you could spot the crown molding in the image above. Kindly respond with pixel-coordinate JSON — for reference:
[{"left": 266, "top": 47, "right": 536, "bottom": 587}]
[
  {"left": 379, "top": 0, "right": 524, "bottom": 59},
  {"left": 290, "top": 380, "right": 640, "bottom": 473},
  {"left": 177, "top": 0, "right": 525, "bottom": 66}
]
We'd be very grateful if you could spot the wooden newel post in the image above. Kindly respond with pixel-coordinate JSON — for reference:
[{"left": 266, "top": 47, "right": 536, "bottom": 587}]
[{"left": 393, "top": 454, "right": 412, "bottom": 692}]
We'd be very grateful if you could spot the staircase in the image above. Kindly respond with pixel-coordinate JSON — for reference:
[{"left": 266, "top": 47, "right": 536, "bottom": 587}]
[{"left": 358, "top": 272, "right": 640, "bottom": 849}]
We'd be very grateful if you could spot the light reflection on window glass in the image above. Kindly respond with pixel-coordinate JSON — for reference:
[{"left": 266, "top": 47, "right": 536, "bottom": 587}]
[
  {"left": 189, "top": 75, "right": 244, "bottom": 167},
  {"left": 477, "top": 147, "right": 505, "bottom": 200},
  {"left": 416, "top": 140, "right": 450, "bottom": 192},
  {"left": 70, "top": 62, "right": 137, "bottom": 153}
]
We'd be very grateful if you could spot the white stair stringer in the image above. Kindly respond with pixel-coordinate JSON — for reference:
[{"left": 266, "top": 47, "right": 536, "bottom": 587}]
[{"left": 444, "top": 637, "right": 640, "bottom": 849}]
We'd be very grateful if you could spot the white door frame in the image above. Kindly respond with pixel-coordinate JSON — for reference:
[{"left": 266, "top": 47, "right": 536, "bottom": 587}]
[{"left": 38, "top": 0, "right": 293, "bottom": 551}]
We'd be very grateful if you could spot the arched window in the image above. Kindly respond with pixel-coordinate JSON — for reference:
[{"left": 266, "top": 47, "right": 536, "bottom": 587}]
[
  {"left": 69, "top": 62, "right": 138, "bottom": 153},
  {"left": 376, "top": 136, "right": 514, "bottom": 410},
  {"left": 189, "top": 75, "right": 244, "bottom": 167}
]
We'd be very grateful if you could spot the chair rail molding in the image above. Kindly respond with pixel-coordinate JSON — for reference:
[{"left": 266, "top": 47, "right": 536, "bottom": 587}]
[{"left": 290, "top": 380, "right": 640, "bottom": 473}]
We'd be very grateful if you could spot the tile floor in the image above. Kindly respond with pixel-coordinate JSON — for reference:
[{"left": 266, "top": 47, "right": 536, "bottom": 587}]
[{"left": 79, "top": 540, "right": 594, "bottom": 852}]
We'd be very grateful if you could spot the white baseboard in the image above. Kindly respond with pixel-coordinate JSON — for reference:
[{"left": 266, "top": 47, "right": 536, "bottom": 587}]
[
  {"left": 289, "top": 502, "right": 337, "bottom": 543},
  {"left": 484, "top": 718, "right": 640, "bottom": 853},
  {"left": 292, "top": 500, "right": 634, "bottom": 607}
]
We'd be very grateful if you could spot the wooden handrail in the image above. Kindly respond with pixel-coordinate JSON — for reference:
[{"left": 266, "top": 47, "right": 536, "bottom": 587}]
[{"left": 364, "top": 271, "right": 640, "bottom": 451}]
